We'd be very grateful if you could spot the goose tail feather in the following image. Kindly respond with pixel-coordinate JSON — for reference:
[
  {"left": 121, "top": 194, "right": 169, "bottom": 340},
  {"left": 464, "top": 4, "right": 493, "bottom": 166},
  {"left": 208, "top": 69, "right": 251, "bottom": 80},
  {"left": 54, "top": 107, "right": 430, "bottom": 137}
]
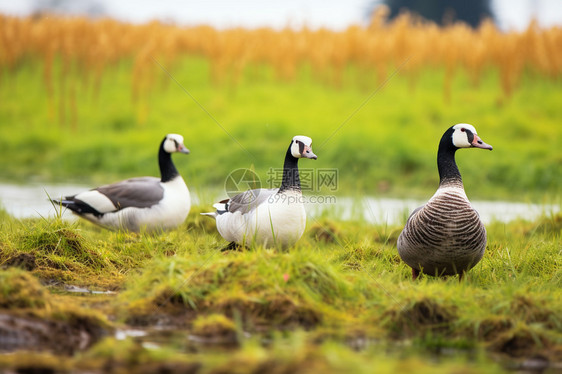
[
  {"left": 50, "top": 198, "right": 73, "bottom": 207},
  {"left": 212, "top": 202, "right": 227, "bottom": 211},
  {"left": 200, "top": 212, "right": 217, "bottom": 219}
]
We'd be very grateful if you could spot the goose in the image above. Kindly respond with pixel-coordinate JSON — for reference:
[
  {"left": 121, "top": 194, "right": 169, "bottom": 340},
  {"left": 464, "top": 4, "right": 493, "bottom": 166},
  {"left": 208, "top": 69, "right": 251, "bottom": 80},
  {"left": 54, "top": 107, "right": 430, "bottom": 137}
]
[
  {"left": 52, "top": 133, "right": 191, "bottom": 232},
  {"left": 397, "top": 124, "right": 493, "bottom": 280},
  {"left": 202, "top": 135, "right": 317, "bottom": 248}
]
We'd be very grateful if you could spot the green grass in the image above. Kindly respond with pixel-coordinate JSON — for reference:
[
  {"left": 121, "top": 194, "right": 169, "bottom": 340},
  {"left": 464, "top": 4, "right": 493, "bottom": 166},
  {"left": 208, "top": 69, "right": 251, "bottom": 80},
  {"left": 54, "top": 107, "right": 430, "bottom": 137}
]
[
  {"left": 0, "top": 207, "right": 560, "bottom": 373},
  {"left": 1, "top": 57, "right": 561, "bottom": 200},
  {"left": 0, "top": 54, "right": 560, "bottom": 372}
]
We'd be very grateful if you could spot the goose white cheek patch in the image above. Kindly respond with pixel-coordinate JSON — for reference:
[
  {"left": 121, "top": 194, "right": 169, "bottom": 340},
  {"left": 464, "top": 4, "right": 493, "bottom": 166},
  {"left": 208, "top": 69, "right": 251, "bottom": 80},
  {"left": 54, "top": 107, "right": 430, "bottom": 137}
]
[
  {"left": 163, "top": 139, "right": 176, "bottom": 153},
  {"left": 290, "top": 135, "right": 313, "bottom": 158},
  {"left": 291, "top": 141, "right": 302, "bottom": 158},
  {"left": 452, "top": 130, "right": 472, "bottom": 148},
  {"left": 452, "top": 123, "right": 478, "bottom": 148},
  {"left": 164, "top": 134, "right": 185, "bottom": 153}
]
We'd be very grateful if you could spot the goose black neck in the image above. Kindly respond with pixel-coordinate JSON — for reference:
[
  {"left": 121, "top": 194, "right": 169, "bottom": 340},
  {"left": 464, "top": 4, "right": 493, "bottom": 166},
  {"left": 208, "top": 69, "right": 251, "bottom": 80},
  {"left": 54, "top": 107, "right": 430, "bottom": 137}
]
[
  {"left": 158, "top": 139, "right": 179, "bottom": 183},
  {"left": 437, "top": 132, "right": 463, "bottom": 188},
  {"left": 278, "top": 146, "right": 301, "bottom": 193}
]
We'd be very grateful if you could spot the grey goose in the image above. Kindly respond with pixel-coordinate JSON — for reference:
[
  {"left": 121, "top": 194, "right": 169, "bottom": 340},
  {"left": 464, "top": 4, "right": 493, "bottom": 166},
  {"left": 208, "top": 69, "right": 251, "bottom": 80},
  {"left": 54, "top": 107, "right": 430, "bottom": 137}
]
[
  {"left": 202, "top": 135, "right": 317, "bottom": 248},
  {"left": 52, "top": 134, "right": 191, "bottom": 232},
  {"left": 397, "top": 124, "right": 493, "bottom": 280}
]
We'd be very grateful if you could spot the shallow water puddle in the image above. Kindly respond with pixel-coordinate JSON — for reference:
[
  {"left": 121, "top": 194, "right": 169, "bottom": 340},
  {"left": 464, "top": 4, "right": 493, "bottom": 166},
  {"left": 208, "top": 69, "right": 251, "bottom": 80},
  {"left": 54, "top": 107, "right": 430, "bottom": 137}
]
[
  {"left": 115, "top": 328, "right": 159, "bottom": 350},
  {"left": 308, "top": 196, "right": 561, "bottom": 225},
  {"left": 0, "top": 182, "right": 558, "bottom": 225},
  {"left": 63, "top": 285, "right": 117, "bottom": 295},
  {"left": 115, "top": 329, "right": 148, "bottom": 340}
]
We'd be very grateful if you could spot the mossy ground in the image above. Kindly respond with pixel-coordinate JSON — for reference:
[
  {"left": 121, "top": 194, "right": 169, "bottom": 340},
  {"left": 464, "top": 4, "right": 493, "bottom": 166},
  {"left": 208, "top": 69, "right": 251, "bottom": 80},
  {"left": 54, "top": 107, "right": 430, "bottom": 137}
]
[{"left": 0, "top": 206, "right": 560, "bottom": 373}]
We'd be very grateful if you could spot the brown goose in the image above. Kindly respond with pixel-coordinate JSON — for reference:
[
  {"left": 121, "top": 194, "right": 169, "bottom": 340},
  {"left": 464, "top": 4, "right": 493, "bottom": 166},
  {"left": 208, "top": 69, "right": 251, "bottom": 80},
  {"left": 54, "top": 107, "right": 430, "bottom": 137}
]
[{"left": 397, "top": 124, "right": 493, "bottom": 280}]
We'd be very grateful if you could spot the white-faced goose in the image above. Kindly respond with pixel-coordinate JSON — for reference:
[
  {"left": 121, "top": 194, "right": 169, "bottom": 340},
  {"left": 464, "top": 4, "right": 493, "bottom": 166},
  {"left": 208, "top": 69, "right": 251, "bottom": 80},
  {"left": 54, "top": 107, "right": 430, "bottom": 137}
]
[
  {"left": 397, "top": 124, "right": 493, "bottom": 280},
  {"left": 202, "top": 135, "right": 317, "bottom": 248},
  {"left": 52, "top": 134, "right": 191, "bottom": 232}
]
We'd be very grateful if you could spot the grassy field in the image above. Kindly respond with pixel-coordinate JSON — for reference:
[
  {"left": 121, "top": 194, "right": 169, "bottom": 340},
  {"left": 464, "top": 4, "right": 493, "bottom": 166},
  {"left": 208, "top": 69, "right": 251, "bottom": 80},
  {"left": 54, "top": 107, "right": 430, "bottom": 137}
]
[
  {"left": 0, "top": 57, "right": 561, "bottom": 201},
  {"left": 1, "top": 14, "right": 561, "bottom": 374},
  {"left": 0, "top": 206, "right": 560, "bottom": 373}
]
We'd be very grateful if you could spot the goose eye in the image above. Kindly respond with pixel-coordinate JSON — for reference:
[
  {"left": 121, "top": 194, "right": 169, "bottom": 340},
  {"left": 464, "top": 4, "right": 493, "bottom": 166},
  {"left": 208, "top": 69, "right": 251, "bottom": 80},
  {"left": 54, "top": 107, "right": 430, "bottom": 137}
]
[{"left": 461, "top": 128, "right": 465, "bottom": 132}]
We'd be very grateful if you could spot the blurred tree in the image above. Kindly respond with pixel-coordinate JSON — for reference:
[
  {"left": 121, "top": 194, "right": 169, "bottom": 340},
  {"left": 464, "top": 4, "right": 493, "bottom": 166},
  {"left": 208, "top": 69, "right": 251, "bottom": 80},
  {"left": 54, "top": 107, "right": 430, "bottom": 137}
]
[
  {"left": 371, "top": 0, "right": 495, "bottom": 27},
  {"left": 33, "top": 0, "right": 106, "bottom": 18}
]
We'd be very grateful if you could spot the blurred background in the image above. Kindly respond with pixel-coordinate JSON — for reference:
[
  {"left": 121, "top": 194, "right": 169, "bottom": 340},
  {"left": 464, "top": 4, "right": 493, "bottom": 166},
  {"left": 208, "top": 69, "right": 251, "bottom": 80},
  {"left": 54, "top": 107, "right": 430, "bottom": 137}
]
[
  {"left": 0, "top": 0, "right": 560, "bottom": 217},
  {"left": 1, "top": 0, "right": 561, "bottom": 30}
]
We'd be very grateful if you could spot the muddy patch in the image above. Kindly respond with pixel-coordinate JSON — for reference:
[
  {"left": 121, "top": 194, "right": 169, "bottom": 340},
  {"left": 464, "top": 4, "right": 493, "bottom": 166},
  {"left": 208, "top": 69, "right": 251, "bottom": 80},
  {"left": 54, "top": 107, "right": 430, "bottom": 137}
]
[
  {"left": 0, "top": 312, "right": 110, "bottom": 355},
  {"left": 476, "top": 317, "right": 513, "bottom": 341},
  {"left": 383, "top": 298, "right": 458, "bottom": 338},
  {"left": 487, "top": 327, "right": 556, "bottom": 359},
  {"left": 3, "top": 252, "right": 38, "bottom": 271},
  {"left": 190, "top": 314, "right": 239, "bottom": 346},
  {"left": 215, "top": 295, "right": 321, "bottom": 330}
]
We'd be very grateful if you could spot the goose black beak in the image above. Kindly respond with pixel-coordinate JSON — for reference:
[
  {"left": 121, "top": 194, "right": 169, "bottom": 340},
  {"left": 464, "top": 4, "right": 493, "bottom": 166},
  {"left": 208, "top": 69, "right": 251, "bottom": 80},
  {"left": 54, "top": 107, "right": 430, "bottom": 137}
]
[
  {"left": 472, "top": 135, "right": 493, "bottom": 150},
  {"left": 179, "top": 145, "right": 190, "bottom": 154}
]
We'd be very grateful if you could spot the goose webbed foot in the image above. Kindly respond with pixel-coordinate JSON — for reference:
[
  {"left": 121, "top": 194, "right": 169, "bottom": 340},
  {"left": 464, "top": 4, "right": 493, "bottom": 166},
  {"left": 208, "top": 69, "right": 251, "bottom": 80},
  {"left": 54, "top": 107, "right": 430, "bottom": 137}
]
[
  {"left": 412, "top": 268, "right": 420, "bottom": 280},
  {"left": 221, "top": 241, "right": 244, "bottom": 252}
]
